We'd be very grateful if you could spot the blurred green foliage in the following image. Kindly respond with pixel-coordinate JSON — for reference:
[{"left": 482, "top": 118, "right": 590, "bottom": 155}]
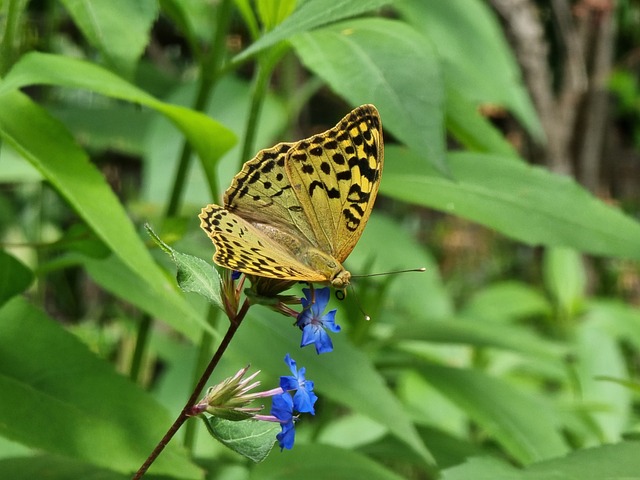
[{"left": 1, "top": 0, "right": 640, "bottom": 479}]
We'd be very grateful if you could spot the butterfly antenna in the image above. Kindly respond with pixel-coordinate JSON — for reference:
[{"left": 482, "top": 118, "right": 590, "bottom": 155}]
[
  {"left": 350, "top": 267, "right": 426, "bottom": 279},
  {"left": 349, "top": 284, "right": 371, "bottom": 321}
]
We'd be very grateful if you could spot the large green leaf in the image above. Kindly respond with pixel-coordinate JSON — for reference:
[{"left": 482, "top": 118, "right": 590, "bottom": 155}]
[
  {"left": 59, "top": 0, "right": 157, "bottom": 76},
  {"left": 382, "top": 148, "right": 640, "bottom": 260},
  {"left": 0, "top": 91, "right": 209, "bottom": 340},
  {"left": 442, "top": 441, "right": 640, "bottom": 480},
  {"left": 418, "top": 363, "right": 569, "bottom": 464},
  {"left": 251, "top": 444, "right": 406, "bottom": 480},
  {"left": 0, "top": 251, "right": 33, "bottom": 308},
  {"left": 235, "top": 0, "right": 396, "bottom": 61},
  {"left": 575, "top": 318, "right": 631, "bottom": 442},
  {"left": 395, "top": 319, "right": 566, "bottom": 361},
  {"left": 0, "top": 298, "right": 202, "bottom": 478},
  {"left": 445, "top": 86, "right": 519, "bottom": 158},
  {"left": 0, "top": 454, "right": 132, "bottom": 480},
  {"left": 397, "top": 0, "right": 543, "bottom": 141},
  {"left": 292, "top": 18, "right": 446, "bottom": 171},
  {"left": 0, "top": 52, "right": 236, "bottom": 169}
]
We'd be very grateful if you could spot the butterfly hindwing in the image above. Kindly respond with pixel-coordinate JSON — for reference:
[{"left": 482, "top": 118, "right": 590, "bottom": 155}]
[{"left": 199, "top": 204, "right": 325, "bottom": 281}]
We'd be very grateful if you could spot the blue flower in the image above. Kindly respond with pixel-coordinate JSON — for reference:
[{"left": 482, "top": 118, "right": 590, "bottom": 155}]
[
  {"left": 279, "top": 354, "right": 317, "bottom": 414},
  {"left": 271, "top": 392, "right": 296, "bottom": 450},
  {"left": 296, "top": 287, "right": 341, "bottom": 354}
]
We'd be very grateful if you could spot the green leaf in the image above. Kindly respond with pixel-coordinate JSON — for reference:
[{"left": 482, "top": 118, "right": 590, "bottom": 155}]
[
  {"left": 0, "top": 250, "right": 33, "bottom": 307},
  {"left": 442, "top": 441, "right": 640, "bottom": 480},
  {"left": 0, "top": 455, "right": 133, "bottom": 480},
  {"left": 446, "top": 86, "right": 519, "bottom": 157},
  {"left": 0, "top": 90, "right": 211, "bottom": 340},
  {"left": 397, "top": 0, "right": 544, "bottom": 141},
  {"left": 0, "top": 52, "right": 236, "bottom": 169},
  {"left": 575, "top": 319, "right": 630, "bottom": 442},
  {"left": 146, "top": 224, "right": 223, "bottom": 309},
  {"left": 228, "top": 309, "right": 435, "bottom": 466},
  {"left": 203, "top": 417, "right": 278, "bottom": 463},
  {"left": 418, "top": 363, "right": 569, "bottom": 464},
  {"left": 0, "top": 298, "right": 202, "bottom": 478},
  {"left": 395, "top": 319, "right": 566, "bottom": 361},
  {"left": 59, "top": 0, "right": 157, "bottom": 76},
  {"left": 80, "top": 254, "right": 211, "bottom": 344},
  {"left": 235, "top": 0, "right": 396, "bottom": 61},
  {"left": 543, "top": 248, "right": 586, "bottom": 317},
  {"left": 382, "top": 148, "right": 640, "bottom": 260},
  {"left": 256, "top": 0, "right": 298, "bottom": 31},
  {"left": 292, "top": 18, "right": 446, "bottom": 172},
  {"left": 251, "top": 444, "right": 406, "bottom": 480},
  {"left": 461, "top": 281, "right": 552, "bottom": 323}
]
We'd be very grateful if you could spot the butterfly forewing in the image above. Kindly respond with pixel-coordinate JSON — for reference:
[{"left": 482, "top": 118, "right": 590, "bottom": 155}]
[
  {"left": 222, "top": 141, "right": 318, "bottom": 246},
  {"left": 286, "top": 104, "right": 383, "bottom": 262}
]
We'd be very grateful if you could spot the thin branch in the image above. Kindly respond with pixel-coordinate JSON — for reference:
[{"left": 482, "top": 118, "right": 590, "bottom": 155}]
[
  {"left": 132, "top": 300, "right": 250, "bottom": 479},
  {"left": 577, "top": 3, "right": 617, "bottom": 191}
]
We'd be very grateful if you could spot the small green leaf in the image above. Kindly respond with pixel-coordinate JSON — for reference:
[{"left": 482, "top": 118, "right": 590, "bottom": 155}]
[
  {"left": 235, "top": 0, "right": 396, "bottom": 61},
  {"left": 0, "top": 251, "right": 33, "bottom": 307},
  {"left": 145, "top": 225, "right": 223, "bottom": 309},
  {"left": 543, "top": 247, "right": 586, "bottom": 317},
  {"left": 203, "top": 417, "right": 278, "bottom": 463}
]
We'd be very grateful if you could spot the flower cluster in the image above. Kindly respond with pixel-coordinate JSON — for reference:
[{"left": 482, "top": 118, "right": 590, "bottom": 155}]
[
  {"left": 265, "top": 354, "right": 318, "bottom": 449},
  {"left": 193, "top": 354, "right": 317, "bottom": 451},
  {"left": 211, "top": 273, "right": 345, "bottom": 450}
]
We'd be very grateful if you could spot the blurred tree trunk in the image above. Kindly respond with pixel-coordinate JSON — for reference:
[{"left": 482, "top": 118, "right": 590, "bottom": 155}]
[{"left": 490, "top": 0, "right": 617, "bottom": 193}]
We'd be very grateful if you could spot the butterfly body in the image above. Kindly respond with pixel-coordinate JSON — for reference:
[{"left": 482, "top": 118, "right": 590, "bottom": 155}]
[{"left": 200, "top": 104, "right": 383, "bottom": 289}]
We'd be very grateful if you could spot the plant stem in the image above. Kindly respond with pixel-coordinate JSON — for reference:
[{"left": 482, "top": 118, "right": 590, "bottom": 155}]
[
  {"left": 132, "top": 300, "right": 250, "bottom": 479},
  {"left": 238, "top": 43, "right": 289, "bottom": 171},
  {"left": 164, "top": 0, "right": 234, "bottom": 216},
  {"left": 183, "top": 306, "right": 221, "bottom": 451},
  {"left": 0, "top": 0, "right": 25, "bottom": 76}
]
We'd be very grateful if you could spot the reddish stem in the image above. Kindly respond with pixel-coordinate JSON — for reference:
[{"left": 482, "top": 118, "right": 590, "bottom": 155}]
[{"left": 132, "top": 300, "right": 250, "bottom": 479}]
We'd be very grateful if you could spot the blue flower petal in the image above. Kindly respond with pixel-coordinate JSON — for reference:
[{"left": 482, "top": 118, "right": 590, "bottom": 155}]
[
  {"left": 296, "top": 288, "right": 341, "bottom": 354},
  {"left": 293, "top": 387, "right": 317, "bottom": 414},
  {"left": 313, "top": 327, "right": 334, "bottom": 354},
  {"left": 271, "top": 393, "right": 293, "bottom": 422},
  {"left": 276, "top": 420, "right": 296, "bottom": 450}
]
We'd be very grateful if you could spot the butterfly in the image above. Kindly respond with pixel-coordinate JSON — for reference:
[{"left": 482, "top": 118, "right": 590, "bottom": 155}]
[{"left": 199, "top": 104, "right": 383, "bottom": 290}]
